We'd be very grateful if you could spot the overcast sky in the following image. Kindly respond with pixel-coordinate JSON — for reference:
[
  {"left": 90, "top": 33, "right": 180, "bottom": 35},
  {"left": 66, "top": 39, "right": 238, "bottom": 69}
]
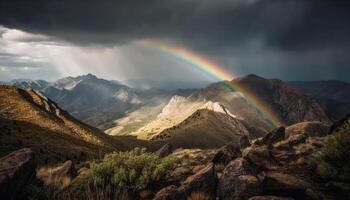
[{"left": 0, "top": 0, "right": 349, "bottom": 83}]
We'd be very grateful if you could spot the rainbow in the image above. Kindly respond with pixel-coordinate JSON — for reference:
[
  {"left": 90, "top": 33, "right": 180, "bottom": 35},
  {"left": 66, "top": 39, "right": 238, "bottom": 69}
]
[{"left": 138, "top": 39, "right": 284, "bottom": 127}]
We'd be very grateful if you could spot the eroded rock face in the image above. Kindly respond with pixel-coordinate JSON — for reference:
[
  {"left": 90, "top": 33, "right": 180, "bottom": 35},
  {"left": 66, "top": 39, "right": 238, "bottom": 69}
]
[
  {"left": 0, "top": 148, "right": 35, "bottom": 199},
  {"left": 218, "top": 158, "right": 261, "bottom": 200}
]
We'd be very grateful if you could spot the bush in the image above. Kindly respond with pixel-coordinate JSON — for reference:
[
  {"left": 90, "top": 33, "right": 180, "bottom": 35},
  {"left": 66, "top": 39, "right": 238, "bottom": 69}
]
[
  {"left": 69, "top": 147, "right": 179, "bottom": 199},
  {"left": 310, "top": 129, "right": 350, "bottom": 183}
]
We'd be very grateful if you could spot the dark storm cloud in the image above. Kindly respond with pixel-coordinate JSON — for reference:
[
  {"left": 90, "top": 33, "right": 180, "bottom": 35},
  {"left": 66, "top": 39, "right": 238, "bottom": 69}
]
[
  {"left": 1, "top": 0, "right": 348, "bottom": 49},
  {"left": 0, "top": 0, "right": 349, "bottom": 81}
]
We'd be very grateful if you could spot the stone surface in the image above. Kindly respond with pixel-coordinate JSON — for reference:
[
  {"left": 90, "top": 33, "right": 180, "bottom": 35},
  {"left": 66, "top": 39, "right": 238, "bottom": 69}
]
[
  {"left": 218, "top": 158, "right": 261, "bottom": 200},
  {"left": 240, "top": 135, "right": 251, "bottom": 149},
  {"left": 153, "top": 185, "right": 183, "bottom": 200},
  {"left": 0, "top": 148, "right": 35, "bottom": 199},
  {"left": 212, "top": 142, "right": 241, "bottom": 165},
  {"left": 156, "top": 143, "right": 173, "bottom": 158},
  {"left": 256, "top": 127, "right": 285, "bottom": 147},
  {"left": 260, "top": 171, "right": 312, "bottom": 198},
  {"left": 243, "top": 146, "right": 280, "bottom": 170},
  {"left": 180, "top": 163, "right": 217, "bottom": 199}
]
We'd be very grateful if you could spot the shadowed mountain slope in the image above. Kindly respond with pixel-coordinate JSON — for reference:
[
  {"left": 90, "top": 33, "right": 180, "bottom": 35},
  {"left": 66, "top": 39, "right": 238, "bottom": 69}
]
[{"left": 0, "top": 85, "right": 130, "bottom": 164}]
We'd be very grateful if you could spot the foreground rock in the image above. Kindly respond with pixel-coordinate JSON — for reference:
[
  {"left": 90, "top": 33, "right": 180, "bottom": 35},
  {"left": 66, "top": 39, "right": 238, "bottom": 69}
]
[
  {"left": 0, "top": 148, "right": 35, "bottom": 199},
  {"left": 218, "top": 158, "right": 261, "bottom": 200},
  {"left": 154, "top": 163, "right": 217, "bottom": 200},
  {"left": 212, "top": 142, "right": 241, "bottom": 166}
]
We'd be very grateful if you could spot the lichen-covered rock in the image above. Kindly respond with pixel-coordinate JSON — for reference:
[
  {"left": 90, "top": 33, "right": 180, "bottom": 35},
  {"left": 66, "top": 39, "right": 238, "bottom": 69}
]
[
  {"left": 218, "top": 158, "right": 261, "bottom": 200},
  {"left": 0, "top": 148, "right": 35, "bottom": 199}
]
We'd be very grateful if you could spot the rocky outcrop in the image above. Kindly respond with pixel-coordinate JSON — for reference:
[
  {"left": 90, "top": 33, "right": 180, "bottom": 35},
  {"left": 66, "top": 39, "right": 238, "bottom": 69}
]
[
  {"left": 154, "top": 163, "right": 217, "bottom": 200},
  {"left": 255, "top": 127, "right": 285, "bottom": 147},
  {"left": 179, "top": 163, "right": 217, "bottom": 199},
  {"left": 218, "top": 158, "right": 261, "bottom": 200},
  {"left": 0, "top": 148, "right": 35, "bottom": 199},
  {"left": 212, "top": 142, "right": 241, "bottom": 165}
]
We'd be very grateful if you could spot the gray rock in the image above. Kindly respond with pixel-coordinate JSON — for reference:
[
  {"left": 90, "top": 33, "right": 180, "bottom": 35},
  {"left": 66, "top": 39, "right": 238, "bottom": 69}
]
[
  {"left": 212, "top": 142, "right": 241, "bottom": 165},
  {"left": 0, "top": 148, "right": 35, "bottom": 199},
  {"left": 180, "top": 163, "right": 217, "bottom": 200},
  {"left": 256, "top": 127, "right": 285, "bottom": 147},
  {"left": 218, "top": 158, "right": 261, "bottom": 200}
]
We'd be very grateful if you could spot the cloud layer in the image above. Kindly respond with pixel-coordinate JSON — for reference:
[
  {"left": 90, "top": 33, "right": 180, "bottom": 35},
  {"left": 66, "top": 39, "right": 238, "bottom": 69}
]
[{"left": 0, "top": 0, "right": 349, "bottom": 82}]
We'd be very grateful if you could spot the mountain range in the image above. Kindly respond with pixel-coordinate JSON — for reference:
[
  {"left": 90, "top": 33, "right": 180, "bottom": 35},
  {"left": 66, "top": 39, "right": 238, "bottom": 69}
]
[
  {"left": 3, "top": 73, "right": 344, "bottom": 149},
  {"left": 2, "top": 74, "right": 350, "bottom": 199}
]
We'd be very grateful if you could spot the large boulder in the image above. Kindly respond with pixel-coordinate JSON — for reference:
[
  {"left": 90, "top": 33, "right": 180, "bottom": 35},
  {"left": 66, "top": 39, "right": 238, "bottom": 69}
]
[
  {"left": 179, "top": 163, "right": 217, "bottom": 199},
  {"left": 256, "top": 127, "right": 285, "bottom": 147},
  {"left": 212, "top": 142, "right": 241, "bottom": 165},
  {"left": 218, "top": 158, "right": 261, "bottom": 200},
  {"left": 260, "top": 171, "right": 312, "bottom": 198},
  {"left": 243, "top": 146, "right": 280, "bottom": 170},
  {"left": 0, "top": 148, "right": 35, "bottom": 199}
]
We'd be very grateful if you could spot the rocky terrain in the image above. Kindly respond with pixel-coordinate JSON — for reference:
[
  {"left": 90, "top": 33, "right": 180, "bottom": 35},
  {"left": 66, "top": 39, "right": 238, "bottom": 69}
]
[{"left": 1, "top": 114, "right": 349, "bottom": 199}]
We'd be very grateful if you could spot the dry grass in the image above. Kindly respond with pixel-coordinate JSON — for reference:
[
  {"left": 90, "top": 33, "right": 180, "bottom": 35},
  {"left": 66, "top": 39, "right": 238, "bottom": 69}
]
[{"left": 187, "top": 192, "right": 211, "bottom": 200}]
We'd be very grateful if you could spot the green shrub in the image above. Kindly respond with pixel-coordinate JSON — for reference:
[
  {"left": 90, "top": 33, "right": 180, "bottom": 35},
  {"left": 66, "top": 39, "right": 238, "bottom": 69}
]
[
  {"left": 310, "top": 129, "right": 350, "bottom": 183},
  {"left": 69, "top": 147, "right": 179, "bottom": 199}
]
